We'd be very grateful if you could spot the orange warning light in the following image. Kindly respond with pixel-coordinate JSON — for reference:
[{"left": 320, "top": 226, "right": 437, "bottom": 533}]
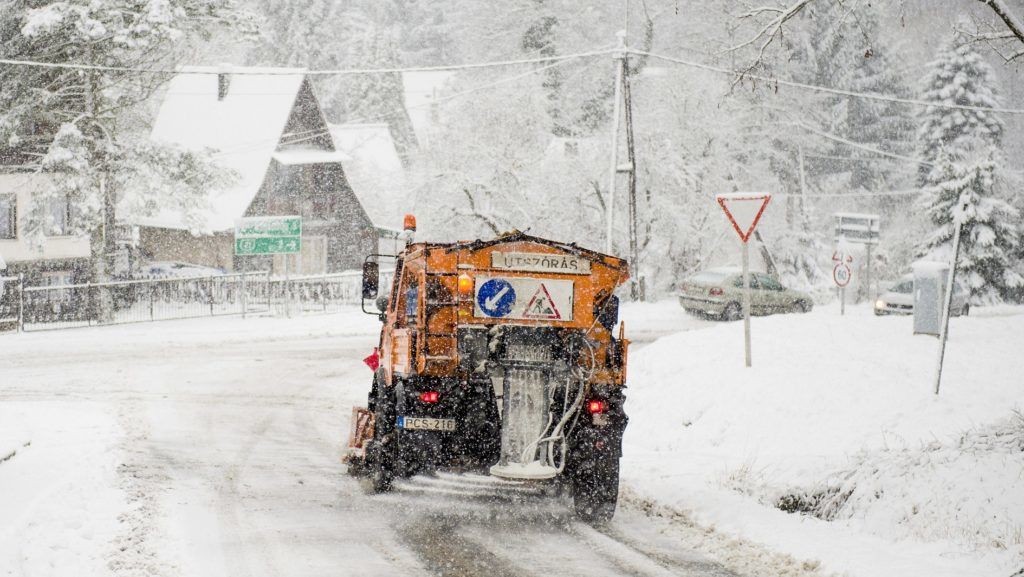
[
  {"left": 457, "top": 273, "right": 473, "bottom": 295},
  {"left": 403, "top": 214, "right": 417, "bottom": 231}
]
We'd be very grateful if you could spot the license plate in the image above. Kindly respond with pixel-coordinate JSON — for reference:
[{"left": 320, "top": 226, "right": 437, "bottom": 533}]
[{"left": 396, "top": 416, "right": 456, "bottom": 431}]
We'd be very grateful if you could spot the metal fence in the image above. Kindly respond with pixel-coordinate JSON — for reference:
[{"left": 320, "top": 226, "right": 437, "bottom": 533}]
[{"left": 0, "top": 269, "right": 394, "bottom": 333}]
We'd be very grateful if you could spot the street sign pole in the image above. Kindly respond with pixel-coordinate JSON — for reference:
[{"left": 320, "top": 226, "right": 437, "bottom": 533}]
[
  {"left": 716, "top": 192, "right": 772, "bottom": 369},
  {"left": 284, "top": 253, "right": 291, "bottom": 319},
  {"left": 742, "top": 239, "right": 751, "bottom": 367},
  {"left": 841, "top": 286, "right": 845, "bottom": 316},
  {"left": 934, "top": 210, "right": 965, "bottom": 396}
]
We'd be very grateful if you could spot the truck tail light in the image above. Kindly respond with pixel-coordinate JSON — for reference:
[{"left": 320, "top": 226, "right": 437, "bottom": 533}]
[
  {"left": 709, "top": 287, "right": 723, "bottom": 296},
  {"left": 586, "top": 399, "right": 607, "bottom": 414},
  {"left": 419, "top": 391, "right": 440, "bottom": 403}
]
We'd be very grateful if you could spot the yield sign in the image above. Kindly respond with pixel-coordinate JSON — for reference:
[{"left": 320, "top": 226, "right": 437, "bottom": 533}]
[
  {"left": 523, "top": 283, "right": 562, "bottom": 320},
  {"left": 716, "top": 193, "right": 772, "bottom": 243}
]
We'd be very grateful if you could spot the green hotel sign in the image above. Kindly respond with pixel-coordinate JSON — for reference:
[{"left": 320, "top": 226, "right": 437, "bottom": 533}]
[{"left": 235, "top": 216, "right": 302, "bottom": 255}]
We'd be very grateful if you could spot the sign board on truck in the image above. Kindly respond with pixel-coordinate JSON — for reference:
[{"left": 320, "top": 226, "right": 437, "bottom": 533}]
[{"left": 473, "top": 276, "right": 574, "bottom": 321}]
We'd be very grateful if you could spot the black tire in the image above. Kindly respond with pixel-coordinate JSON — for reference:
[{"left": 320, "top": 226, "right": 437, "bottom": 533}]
[
  {"left": 722, "top": 302, "right": 742, "bottom": 322},
  {"left": 961, "top": 303, "right": 970, "bottom": 317},
  {"left": 573, "top": 458, "right": 620, "bottom": 524},
  {"left": 370, "top": 385, "right": 397, "bottom": 493}
]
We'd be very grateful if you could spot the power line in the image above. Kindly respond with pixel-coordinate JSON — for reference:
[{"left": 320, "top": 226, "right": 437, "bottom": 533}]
[
  {"left": 0, "top": 48, "right": 615, "bottom": 76},
  {"left": 633, "top": 49, "right": 1024, "bottom": 115},
  {"left": 211, "top": 52, "right": 601, "bottom": 159},
  {"left": 775, "top": 189, "right": 922, "bottom": 198}
]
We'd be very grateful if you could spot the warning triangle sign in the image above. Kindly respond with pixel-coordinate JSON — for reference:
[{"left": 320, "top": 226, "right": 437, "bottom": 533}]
[
  {"left": 716, "top": 193, "right": 772, "bottom": 243},
  {"left": 523, "top": 283, "right": 562, "bottom": 320}
]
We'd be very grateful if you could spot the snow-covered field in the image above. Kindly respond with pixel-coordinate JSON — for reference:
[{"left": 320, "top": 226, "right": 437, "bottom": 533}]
[
  {"left": 623, "top": 302, "right": 1024, "bottom": 577},
  {"left": 0, "top": 302, "right": 1020, "bottom": 576}
]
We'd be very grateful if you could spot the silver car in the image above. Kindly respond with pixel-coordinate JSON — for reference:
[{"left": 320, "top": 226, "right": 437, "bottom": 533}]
[{"left": 874, "top": 274, "right": 970, "bottom": 316}]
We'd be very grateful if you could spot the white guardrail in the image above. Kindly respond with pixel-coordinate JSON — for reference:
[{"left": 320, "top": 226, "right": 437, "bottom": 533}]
[{"left": 0, "top": 269, "right": 394, "bottom": 333}]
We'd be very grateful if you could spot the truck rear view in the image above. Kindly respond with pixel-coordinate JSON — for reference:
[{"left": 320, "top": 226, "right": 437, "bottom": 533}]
[{"left": 348, "top": 224, "right": 629, "bottom": 522}]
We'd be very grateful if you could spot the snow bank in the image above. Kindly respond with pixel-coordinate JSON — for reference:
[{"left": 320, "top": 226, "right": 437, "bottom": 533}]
[
  {"left": 0, "top": 404, "right": 124, "bottom": 577},
  {"left": 621, "top": 302, "right": 1024, "bottom": 577}
]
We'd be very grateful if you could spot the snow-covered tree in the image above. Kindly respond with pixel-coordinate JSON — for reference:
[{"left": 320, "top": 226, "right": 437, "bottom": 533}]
[
  {"left": 917, "top": 32, "right": 1004, "bottom": 183},
  {"left": 917, "top": 153, "right": 1021, "bottom": 303},
  {"left": 0, "top": 0, "right": 251, "bottom": 315},
  {"left": 915, "top": 32, "right": 1020, "bottom": 302}
]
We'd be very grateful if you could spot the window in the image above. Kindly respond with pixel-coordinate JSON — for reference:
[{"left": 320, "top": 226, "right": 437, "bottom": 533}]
[
  {"left": 47, "top": 194, "right": 72, "bottom": 236},
  {"left": 891, "top": 280, "right": 913, "bottom": 294},
  {"left": 732, "top": 274, "right": 759, "bottom": 289},
  {"left": 757, "top": 274, "right": 784, "bottom": 291},
  {"left": 0, "top": 194, "right": 14, "bottom": 239},
  {"left": 42, "top": 270, "right": 74, "bottom": 287}
]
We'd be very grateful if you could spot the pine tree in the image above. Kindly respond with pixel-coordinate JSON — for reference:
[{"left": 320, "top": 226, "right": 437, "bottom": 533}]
[
  {"left": 917, "top": 154, "right": 1021, "bottom": 303},
  {"left": 786, "top": 2, "right": 916, "bottom": 200},
  {"left": 917, "top": 32, "right": 1004, "bottom": 183},
  {"left": 915, "top": 32, "right": 1020, "bottom": 303}
]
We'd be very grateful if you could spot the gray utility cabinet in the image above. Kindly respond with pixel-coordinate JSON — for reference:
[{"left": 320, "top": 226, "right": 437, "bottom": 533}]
[{"left": 912, "top": 261, "right": 950, "bottom": 336}]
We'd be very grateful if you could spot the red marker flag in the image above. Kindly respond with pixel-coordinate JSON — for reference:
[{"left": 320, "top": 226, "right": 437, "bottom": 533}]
[{"left": 363, "top": 348, "right": 380, "bottom": 371}]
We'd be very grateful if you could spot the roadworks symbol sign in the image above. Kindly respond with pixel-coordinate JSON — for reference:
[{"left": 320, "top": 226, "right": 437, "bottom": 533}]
[{"left": 523, "top": 283, "right": 562, "bottom": 320}]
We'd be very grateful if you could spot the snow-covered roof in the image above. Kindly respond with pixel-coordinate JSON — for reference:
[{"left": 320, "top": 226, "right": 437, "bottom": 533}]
[
  {"left": 328, "top": 123, "right": 406, "bottom": 228},
  {"left": 138, "top": 66, "right": 309, "bottom": 232},
  {"left": 403, "top": 71, "right": 453, "bottom": 146}
]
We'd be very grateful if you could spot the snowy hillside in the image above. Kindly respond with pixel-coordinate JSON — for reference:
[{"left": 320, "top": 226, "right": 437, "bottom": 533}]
[{"left": 622, "top": 303, "right": 1024, "bottom": 576}]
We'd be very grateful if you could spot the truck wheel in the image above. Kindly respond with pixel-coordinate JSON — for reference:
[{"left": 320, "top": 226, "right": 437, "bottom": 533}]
[
  {"left": 370, "top": 386, "right": 397, "bottom": 493},
  {"left": 573, "top": 458, "right": 620, "bottom": 524}
]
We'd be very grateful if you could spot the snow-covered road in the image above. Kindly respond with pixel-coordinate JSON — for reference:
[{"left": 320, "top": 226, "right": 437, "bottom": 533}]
[{"left": 0, "top": 308, "right": 799, "bottom": 577}]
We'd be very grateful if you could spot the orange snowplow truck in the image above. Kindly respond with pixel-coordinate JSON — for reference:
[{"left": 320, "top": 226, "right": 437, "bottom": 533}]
[{"left": 347, "top": 217, "right": 630, "bottom": 522}]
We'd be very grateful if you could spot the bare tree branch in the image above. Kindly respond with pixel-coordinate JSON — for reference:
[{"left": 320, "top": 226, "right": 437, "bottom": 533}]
[
  {"left": 727, "top": 0, "right": 816, "bottom": 79},
  {"left": 976, "top": 0, "right": 1024, "bottom": 47}
]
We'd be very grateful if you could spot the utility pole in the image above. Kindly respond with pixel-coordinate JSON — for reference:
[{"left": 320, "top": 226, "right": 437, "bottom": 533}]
[
  {"left": 623, "top": 50, "right": 640, "bottom": 300},
  {"left": 604, "top": 31, "right": 626, "bottom": 255}
]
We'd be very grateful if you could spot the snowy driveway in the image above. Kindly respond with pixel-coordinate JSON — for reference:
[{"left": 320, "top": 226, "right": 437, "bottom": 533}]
[{"left": 0, "top": 307, "right": 777, "bottom": 577}]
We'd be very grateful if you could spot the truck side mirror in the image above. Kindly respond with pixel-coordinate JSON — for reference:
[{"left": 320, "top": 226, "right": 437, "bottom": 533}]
[
  {"left": 596, "top": 294, "right": 619, "bottom": 332},
  {"left": 362, "top": 261, "right": 379, "bottom": 299}
]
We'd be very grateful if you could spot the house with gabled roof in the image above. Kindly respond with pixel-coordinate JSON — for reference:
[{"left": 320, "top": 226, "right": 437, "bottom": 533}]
[{"left": 135, "top": 66, "right": 377, "bottom": 275}]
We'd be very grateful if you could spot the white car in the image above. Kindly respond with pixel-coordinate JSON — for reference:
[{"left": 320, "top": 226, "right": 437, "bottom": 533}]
[{"left": 874, "top": 274, "right": 969, "bottom": 316}]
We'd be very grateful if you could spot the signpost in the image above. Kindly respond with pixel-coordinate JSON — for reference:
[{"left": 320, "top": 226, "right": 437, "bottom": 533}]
[
  {"left": 235, "top": 216, "right": 302, "bottom": 255},
  {"left": 716, "top": 192, "right": 772, "bottom": 368},
  {"left": 235, "top": 216, "right": 302, "bottom": 317},
  {"left": 832, "top": 247, "right": 854, "bottom": 315},
  {"left": 833, "top": 213, "right": 879, "bottom": 301}
]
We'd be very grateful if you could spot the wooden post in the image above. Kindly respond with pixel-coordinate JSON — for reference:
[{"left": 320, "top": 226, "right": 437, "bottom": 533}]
[{"left": 17, "top": 273, "right": 24, "bottom": 333}]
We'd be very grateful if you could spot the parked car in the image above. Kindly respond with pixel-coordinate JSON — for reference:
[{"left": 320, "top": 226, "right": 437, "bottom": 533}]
[
  {"left": 678, "top": 267, "right": 813, "bottom": 320},
  {"left": 874, "top": 274, "right": 969, "bottom": 316}
]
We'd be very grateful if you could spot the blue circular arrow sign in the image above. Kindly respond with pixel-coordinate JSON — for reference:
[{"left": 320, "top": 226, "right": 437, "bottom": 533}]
[{"left": 477, "top": 278, "right": 516, "bottom": 317}]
